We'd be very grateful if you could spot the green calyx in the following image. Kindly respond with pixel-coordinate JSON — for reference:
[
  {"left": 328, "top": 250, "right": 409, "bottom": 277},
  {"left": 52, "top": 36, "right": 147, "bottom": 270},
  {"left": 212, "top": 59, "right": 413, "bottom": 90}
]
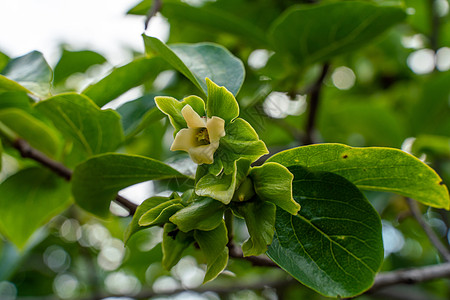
[{"left": 231, "top": 177, "right": 255, "bottom": 202}]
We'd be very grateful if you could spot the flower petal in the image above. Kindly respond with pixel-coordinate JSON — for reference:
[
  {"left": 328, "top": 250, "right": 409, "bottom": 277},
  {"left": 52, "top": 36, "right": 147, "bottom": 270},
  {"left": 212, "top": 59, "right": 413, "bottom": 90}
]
[
  {"left": 171, "top": 128, "right": 198, "bottom": 152},
  {"left": 206, "top": 116, "right": 226, "bottom": 143},
  {"left": 182, "top": 104, "right": 206, "bottom": 128},
  {"left": 188, "top": 142, "right": 220, "bottom": 165}
]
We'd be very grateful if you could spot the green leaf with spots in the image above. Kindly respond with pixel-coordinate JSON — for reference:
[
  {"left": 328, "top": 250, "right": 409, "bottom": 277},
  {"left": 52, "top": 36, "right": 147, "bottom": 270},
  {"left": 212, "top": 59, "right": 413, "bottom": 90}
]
[
  {"left": 270, "top": 2, "right": 406, "bottom": 66},
  {"left": 1, "top": 51, "right": 52, "bottom": 97},
  {"left": 144, "top": 36, "right": 245, "bottom": 96},
  {"left": 35, "top": 93, "right": 124, "bottom": 163},
  {"left": 194, "top": 220, "right": 229, "bottom": 283},
  {"left": 268, "top": 144, "right": 450, "bottom": 209},
  {"left": 217, "top": 118, "right": 268, "bottom": 174},
  {"left": 139, "top": 199, "right": 184, "bottom": 226},
  {"left": 232, "top": 200, "right": 276, "bottom": 257},
  {"left": 155, "top": 95, "right": 205, "bottom": 135},
  {"left": 162, "top": 223, "right": 194, "bottom": 270},
  {"left": 250, "top": 162, "right": 300, "bottom": 215},
  {"left": 71, "top": 153, "right": 189, "bottom": 218},
  {"left": 206, "top": 78, "right": 239, "bottom": 124},
  {"left": 266, "top": 166, "right": 383, "bottom": 298},
  {"left": 83, "top": 56, "right": 168, "bottom": 107},
  {"left": 0, "top": 168, "right": 71, "bottom": 249},
  {"left": 170, "top": 197, "right": 225, "bottom": 232}
]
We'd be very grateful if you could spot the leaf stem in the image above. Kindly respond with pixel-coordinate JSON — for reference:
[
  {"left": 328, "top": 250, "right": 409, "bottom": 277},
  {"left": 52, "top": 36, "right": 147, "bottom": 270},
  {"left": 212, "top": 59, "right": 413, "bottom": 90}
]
[{"left": 144, "top": 0, "right": 162, "bottom": 30}]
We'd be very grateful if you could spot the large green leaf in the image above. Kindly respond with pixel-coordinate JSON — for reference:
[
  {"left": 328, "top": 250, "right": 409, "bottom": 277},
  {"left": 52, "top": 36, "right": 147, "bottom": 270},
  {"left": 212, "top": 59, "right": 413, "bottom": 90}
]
[
  {"left": 270, "top": 2, "right": 406, "bottom": 66},
  {"left": 1, "top": 51, "right": 52, "bottom": 97},
  {"left": 83, "top": 56, "right": 167, "bottom": 107},
  {"left": 268, "top": 144, "right": 450, "bottom": 209},
  {"left": 0, "top": 76, "right": 30, "bottom": 94},
  {"left": 0, "top": 168, "right": 71, "bottom": 249},
  {"left": 143, "top": 36, "right": 245, "bottom": 96},
  {"left": 0, "top": 108, "right": 61, "bottom": 158},
  {"left": 53, "top": 49, "right": 107, "bottom": 85},
  {"left": 71, "top": 153, "right": 189, "bottom": 217},
  {"left": 35, "top": 93, "right": 124, "bottom": 162},
  {"left": 267, "top": 166, "right": 383, "bottom": 297}
]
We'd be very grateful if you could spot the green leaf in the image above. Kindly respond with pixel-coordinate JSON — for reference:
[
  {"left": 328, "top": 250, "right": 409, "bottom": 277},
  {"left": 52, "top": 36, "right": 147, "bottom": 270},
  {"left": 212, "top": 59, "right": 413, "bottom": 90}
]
[
  {"left": 206, "top": 78, "right": 239, "bottom": 124},
  {"left": 170, "top": 197, "right": 225, "bottom": 232},
  {"left": 1, "top": 51, "right": 52, "bottom": 97},
  {"left": 155, "top": 95, "right": 205, "bottom": 135},
  {"left": 0, "top": 76, "right": 30, "bottom": 93},
  {"left": 71, "top": 153, "right": 189, "bottom": 217},
  {"left": 232, "top": 200, "right": 276, "bottom": 257},
  {"left": 270, "top": 2, "right": 406, "bottom": 66},
  {"left": 250, "top": 162, "right": 300, "bottom": 215},
  {"left": 194, "top": 221, "right": 229, "bottom": 283},
  {"left": 54, "top": 49, "right": 107, "bottom": 85},
  {"left": 196, "top": 158, "right": 251, "bottom": 204},
  {"left": 139, "top": 199, "right": 184, "bottom": 226},
  {"left": 0, "top": 168, "right": 71, "bottom": 249},
  {"left": 0, "top": 91, "right": 33, "bottom": 111},
  {"left": 412, "top": 135, "right": 450, "bottom": 159},
  {"left": 83, "top": 56, "right": 167, "bottom": 107},
  {"left": 0, "top": 108, "right": 61, "bottom": 158},
  {"left": 162, "top": 223, "right": 194, "bottom": 270},
  {"left": 267, "top": 166, "right": 383, "bottom": 298},
  {"left": 35, "top": 93, "right": 124, "bottom": 162},
  {"left": 124, "top": 196, "right": 170, "bottom": 244},
  {"left": 143, "top": 36, "right": 245, "bottom": 96},
  {"left": 0, "top": 52, "right": 9, "bottom": 72},
  {"left": 268, "top": 144, "right": 450, "bottom": 209},
  {"left": 218, "top": 118, "right": 268, "bottom": 173}
]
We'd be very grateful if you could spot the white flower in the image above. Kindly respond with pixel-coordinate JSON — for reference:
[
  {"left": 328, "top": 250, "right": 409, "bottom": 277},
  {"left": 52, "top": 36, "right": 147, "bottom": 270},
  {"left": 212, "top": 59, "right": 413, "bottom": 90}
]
[{"left": 171, "top": 105, "right": 225, "bottom": 164}]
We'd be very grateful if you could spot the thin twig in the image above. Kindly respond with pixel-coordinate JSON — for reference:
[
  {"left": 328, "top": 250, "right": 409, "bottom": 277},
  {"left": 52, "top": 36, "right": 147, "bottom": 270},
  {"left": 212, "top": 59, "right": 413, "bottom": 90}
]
[
  {"left": 12, "top": 138, "right": 138, "bottom": 214},
  {"left": 405, "top": 198, "right": 450, "bottom": 262},
  {"left": 144, "top": 0, "right": 162, "bottom": 30},
  {"left": 303, "top": 63, "right": 330, "bottom": 145},
  {"left": 428, "top": 0, "right": 440, "bottom": 52},
  {"left": 228, "top": 241, "right": 279, "bottom": 268}
]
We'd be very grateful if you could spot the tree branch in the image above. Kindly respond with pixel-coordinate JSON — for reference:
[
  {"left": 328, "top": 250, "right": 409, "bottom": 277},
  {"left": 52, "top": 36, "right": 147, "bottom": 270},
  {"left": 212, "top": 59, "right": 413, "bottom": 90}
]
[
  {"left": 11, "top": 138, "right": 138, "bottom": 214},
  {"left": 405, "top": 198, "right": 450, "bottom": 262},
  {"left": 144, "top": 0, "right": 162, "bottom": 30},
  {"left": 228, "top": 241, "right": 279, "bottom": 268},
  {"left": 303, "top": 63, "right": 330, "bottom": 145}
]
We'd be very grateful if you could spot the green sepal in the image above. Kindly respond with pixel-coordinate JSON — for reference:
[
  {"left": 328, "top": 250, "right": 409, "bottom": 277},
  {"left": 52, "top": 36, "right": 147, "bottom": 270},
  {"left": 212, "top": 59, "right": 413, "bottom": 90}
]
[
  {"left": 124, "top": 196, "right": 170, "bottom": 244},
  {"left": 170, "top": 197, "right": 225, "bottom": 232},
  {"left": 232, "top": 200, "right": 276, "bottom": 257},
  {"left": 154, "top": 95, "right": 205, "bottom": 136},
  {"left": 250, "top": 162, "right": 300, "bottom": 215},
  {"left": 194, "top": 220, "right": 229, "bottom": 283},
  {"left": 162, "top": 223, "right": 194, "bottom": 270},
  {"left": 196, "top": 158, "right": 251, "bottom": 204},
  {"left": 206, "top": 78, "right": 239, "bottom": 124},
  {"left": 218, "top": 118, "right": 268, "bottom": 174},
  {"left": 139, "top": 198, "right": 184, "bottom": 226}
]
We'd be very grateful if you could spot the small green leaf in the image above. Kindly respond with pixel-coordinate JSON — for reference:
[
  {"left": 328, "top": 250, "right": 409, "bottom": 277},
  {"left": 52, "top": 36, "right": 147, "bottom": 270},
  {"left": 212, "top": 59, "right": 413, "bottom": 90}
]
[
  {"left": 194, "top": 220, "right": 229, "bottom": 283},
  {"left": 0, "top": 168, "right": 71, "bottom": 249},
  {"left": 206, "top": 78, "right": 239, "bottom": 124},
  {"left": 54, "top": 49, "right": 107, "bottom": 85},
  {"left": 1, "top": 51, "right": 52, "bottom": 97},
  {"left": 143, "top": 36, "right": 245, "bottom": 96},
  {"left": 35, "top": 93, "right": 124, "bottom": 163},
  {"left": 218, "top": 118, "right": 268, "bottom": 173},
  {"left": 72, "top": 153, "right": 189, "bottom": 218},
  {"left": 139, "top": 199, "right": 184, "bottom": 226},
  {"left": 196, "top": 158, "right": 251, "bottom": 204},
  {"left": 124, "top": 196, "right": 170, "bottom": 244},
  {"left": 250, "top": 162, "right": 300, "bottom": 215},
  {"left": 83, "top": 56, "right": 167, "bottom": 107},
  {"left": 0, "top": 108, "right": 61, "bottom": 158},
  {"left": 155, "top": 95, "right": 205, "bottom": 135},
  {"left": 170, "top": 197, "right": 225, "bottom": 232},
  {"left": 270, "top": 2, "right": 406, "bottom": 66},
  {"left": 162, "top": 223, "right": 194, "bottom": 270},
  {"left": 268, "top": 144, "right": 450, "bottom": 209},
  {"left": 267, "top": 166, "right": 383, "bottom": 298},
  {"left": 232, "top": 200, "right": 276, "bottom": 257}
]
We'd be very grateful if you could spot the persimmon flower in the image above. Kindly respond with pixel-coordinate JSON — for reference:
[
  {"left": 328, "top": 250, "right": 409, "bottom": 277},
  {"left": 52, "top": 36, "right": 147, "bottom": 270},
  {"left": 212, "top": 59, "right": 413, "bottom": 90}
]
[{"left": 171, "top": 105, "right": 225, "bottom": 164}]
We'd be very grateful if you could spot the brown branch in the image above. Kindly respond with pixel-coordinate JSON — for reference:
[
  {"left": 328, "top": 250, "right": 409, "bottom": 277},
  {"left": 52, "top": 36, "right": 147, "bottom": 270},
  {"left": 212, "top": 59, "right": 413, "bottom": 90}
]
[
  {"left": 228, "top": 242, "right": 279, "bottom": 268},
  {"left": 405, "top": 198, "right": 450, "bottom": 262},
  {"left": 144, "top": 0, "right": 162, "bottom": 30},
  {"left": 12, "top": 138, "right": 137, "bottom": 214},
  {"left": 303, "top": 63, "right": 330, "bottom": 145}
]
